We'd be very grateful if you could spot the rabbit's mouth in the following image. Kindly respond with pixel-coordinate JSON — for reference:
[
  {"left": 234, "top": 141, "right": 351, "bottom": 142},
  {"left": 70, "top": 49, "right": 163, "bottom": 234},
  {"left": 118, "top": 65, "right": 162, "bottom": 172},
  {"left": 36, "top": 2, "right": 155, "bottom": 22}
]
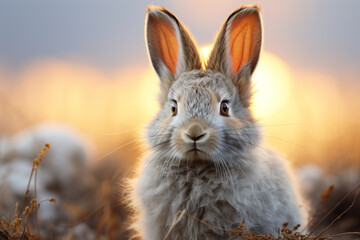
[
  {"left": 187, "top": 147, "right": 202, "bottom": 153},
  {"left": 184, "top": 147, "right": 209, "bottom": 160}
]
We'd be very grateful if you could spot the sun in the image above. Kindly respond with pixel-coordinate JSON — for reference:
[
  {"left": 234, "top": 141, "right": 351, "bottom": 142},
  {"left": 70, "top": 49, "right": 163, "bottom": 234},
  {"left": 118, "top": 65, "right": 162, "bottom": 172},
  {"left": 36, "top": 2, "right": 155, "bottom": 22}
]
[
  {"left": 199, "top": 44, "right": 213, "bottom": 70},
  {"left": 251, "top": 51, "right": 294, "bottom": 120}
]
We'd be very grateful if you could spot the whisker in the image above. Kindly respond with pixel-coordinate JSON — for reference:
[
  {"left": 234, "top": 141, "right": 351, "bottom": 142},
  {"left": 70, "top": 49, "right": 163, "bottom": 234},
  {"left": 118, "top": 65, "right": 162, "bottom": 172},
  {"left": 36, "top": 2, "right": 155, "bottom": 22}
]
[
  {"left": 262, "top": 135, "right": 303, "bottom": 148},
  {"left": 97, "top": 127, "right": 142, "bottom": 136},
  {"left": 262, "top": 123, "right": 306, "bottom": 127},
  {"left": 94, "top": 138, "right": 139, "bottom": 162}
]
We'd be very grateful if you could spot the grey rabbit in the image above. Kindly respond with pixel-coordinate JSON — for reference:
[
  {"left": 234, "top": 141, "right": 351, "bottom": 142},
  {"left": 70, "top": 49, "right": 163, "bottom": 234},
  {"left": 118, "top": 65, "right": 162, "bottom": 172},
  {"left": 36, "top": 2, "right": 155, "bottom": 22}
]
[{"left": 129, "top": 5, "right": 307, "bottom": 240}]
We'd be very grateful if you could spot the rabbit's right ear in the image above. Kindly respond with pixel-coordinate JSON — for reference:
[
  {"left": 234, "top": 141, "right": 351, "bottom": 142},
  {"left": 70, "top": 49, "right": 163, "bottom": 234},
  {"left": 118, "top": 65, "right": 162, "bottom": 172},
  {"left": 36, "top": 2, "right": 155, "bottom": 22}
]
[
  {"left": 146, "top": 6, "right": 201, "bottom": 103},
  {"left": 207, "top": 6, "right": 262, "bottom": 107}
]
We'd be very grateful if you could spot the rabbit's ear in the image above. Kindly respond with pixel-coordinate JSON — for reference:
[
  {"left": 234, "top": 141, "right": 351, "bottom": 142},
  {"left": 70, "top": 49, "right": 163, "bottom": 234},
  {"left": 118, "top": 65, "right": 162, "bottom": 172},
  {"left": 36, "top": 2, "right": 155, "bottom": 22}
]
[
  {"left": 207, "top": 6, "right": 262, "bottom": 102},
  {"left": 146, "top": 6, "right": 201, "bottom": 100}
]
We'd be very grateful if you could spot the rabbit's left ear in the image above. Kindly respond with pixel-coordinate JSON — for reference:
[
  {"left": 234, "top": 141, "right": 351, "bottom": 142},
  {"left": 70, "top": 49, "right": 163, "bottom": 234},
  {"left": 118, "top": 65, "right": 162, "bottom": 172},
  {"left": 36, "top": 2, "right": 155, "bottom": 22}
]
[
  {"left": 207, "top": 6, "right": 262, "bottom": 105},
  {"left": 146, "top": 6, "right": 201, "bottom": 103}
]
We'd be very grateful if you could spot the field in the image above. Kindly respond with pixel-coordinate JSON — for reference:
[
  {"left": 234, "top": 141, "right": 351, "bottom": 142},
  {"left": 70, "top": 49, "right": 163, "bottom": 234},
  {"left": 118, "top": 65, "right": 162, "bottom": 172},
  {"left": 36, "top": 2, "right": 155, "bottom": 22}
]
[{"left": 1, "top": 1, "right": 360, "bottom": 239}]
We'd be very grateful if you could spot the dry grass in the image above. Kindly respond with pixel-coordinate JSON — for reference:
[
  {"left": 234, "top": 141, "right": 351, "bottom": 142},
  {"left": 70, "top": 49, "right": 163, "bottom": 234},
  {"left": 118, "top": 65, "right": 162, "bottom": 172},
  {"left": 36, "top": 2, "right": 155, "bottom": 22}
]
[
  {"left": 162, "top": 184, "right": 360, "bottom": 240},
  {"left": 0, "top": 143, "right": 52, "bottom": 240},
  {"left": 163, "top": 210, "right": 332, "bottom": 240},
  {"left": 230, "top": 184, "right": 360, "bottom": 239},
  {"left": 229, "top": 220, "right": 328, "bottom": 240},
  {"left": 1, "top": 143, "right": 359, "bottom": 239},
  {"left": 0, "top": 144, "right": 131, "bottom": 240}
]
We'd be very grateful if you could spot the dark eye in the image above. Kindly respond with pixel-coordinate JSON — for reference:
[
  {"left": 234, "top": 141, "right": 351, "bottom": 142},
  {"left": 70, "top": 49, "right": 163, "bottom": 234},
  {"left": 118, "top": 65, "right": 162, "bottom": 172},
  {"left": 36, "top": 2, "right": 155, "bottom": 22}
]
[
  {"left": 220, "top": 101, "right": 229, "bottom": 116},
  {"left": 171, "top": 101, "right": 177, "bottom": 116}
]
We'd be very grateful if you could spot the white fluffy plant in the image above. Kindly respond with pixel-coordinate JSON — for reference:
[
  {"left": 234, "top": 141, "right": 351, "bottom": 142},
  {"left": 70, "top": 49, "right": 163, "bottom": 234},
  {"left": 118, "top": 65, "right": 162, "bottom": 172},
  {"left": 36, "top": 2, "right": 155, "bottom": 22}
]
[
  {"left": 130, "top": 5, "right": 307, "bottom": 240},
  {"left": 0, "top": 123, "right": 90, "bottom": 220}
]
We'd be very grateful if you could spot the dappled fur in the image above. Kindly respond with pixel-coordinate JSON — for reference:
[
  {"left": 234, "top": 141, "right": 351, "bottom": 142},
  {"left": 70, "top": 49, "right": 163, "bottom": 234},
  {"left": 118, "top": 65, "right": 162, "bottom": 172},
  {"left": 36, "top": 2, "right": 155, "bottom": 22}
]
[{"left": 129, "top": 5, "right": 307, "bottom": 240}]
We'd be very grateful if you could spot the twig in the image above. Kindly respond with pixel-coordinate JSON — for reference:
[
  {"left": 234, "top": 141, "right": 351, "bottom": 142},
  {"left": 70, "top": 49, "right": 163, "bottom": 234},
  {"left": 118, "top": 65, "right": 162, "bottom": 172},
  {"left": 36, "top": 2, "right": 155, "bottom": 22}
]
[
  {"left": 49, "top": 220, "right": 54, "bottom": 240},
  {"left": 331, "top": 232, "right": 360, "bottom": 238},
  {"left": 17, "top": 143, "right": 50, "bottom": 239},
  {"left": 314, "top": 186, "right": 360, "bottom": 239},
  {"left": 163, "top": 209, "right": 187, "bottom": 240},
  {"left": 18, "top": 169, "right": 34, "bottom": 216},
  {"left": 34, "top": 166, "right": 40, "bottom": 239},
  {"left": 7, "top": 202, "right": 18, "bottom": 223},
  {"left": 304, "top": 185, "right": 335, "bottom": 232},
  {"left": 308, "top": 184, "right": 360, "bottom": 236}
]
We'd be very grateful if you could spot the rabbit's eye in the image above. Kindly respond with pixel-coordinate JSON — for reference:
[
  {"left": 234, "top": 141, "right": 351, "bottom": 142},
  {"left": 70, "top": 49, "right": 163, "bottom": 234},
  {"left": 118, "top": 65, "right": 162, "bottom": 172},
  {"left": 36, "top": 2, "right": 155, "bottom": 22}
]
[
  {"left": 220, "top": 101, "right": 229, "bottom": 116},
  {"left": 171, "top": 101, "right": 177, "bottom": 116}
]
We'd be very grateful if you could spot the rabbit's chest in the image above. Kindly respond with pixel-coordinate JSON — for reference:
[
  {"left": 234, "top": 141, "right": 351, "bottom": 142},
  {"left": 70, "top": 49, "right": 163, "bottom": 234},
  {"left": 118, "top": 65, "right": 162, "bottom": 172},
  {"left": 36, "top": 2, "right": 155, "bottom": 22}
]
[
  {"left": 144, "top": 170, "right": 245, "bottom": 232},
  {"left": 138, "top": 161, "right": 278, "bottom": 239}
]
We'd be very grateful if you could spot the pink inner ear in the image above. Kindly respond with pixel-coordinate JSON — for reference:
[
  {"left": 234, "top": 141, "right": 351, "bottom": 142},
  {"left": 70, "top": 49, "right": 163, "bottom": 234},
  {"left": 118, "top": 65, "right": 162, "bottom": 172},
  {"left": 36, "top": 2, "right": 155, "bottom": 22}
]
[
  {"left": 152, "top": 18, "right": 179, "bottom": 74},
  {"left": 229, "top": 13, "right": 258, "bottom": 74}
]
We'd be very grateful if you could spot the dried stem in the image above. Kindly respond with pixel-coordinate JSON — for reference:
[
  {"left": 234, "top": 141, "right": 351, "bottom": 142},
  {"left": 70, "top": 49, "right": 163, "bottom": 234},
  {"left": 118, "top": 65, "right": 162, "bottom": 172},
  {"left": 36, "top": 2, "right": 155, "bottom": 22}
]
[
  {"left": 34, "top": 167, "right": 40, "bottom": 239},
  {"left": 19, "top": 169, "right": 34, "bottom": 216},
  {"left": 331, "top": 232, "right": 360, "bottom": 238},
  {"left": 163, "top": 209, "right": 187, "bottom": 240},
  {"left": 308, "top": 184, "right": 360, "bottom": 236},
  {"left": 315, "top": 186, "right": 360, "bottom": 239}
]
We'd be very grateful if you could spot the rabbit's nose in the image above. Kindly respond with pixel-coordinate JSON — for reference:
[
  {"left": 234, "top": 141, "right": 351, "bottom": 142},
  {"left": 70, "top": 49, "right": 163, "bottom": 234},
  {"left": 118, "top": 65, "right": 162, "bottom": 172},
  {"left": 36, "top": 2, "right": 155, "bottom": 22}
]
[{"left": 184, "top": 123, "right": 207, "bottom": 141}]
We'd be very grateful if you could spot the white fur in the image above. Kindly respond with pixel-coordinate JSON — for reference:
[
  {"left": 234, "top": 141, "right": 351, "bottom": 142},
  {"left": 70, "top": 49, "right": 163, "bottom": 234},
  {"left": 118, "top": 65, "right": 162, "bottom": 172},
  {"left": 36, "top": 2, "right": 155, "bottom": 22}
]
[
  {"left": 130, "top": 71, "right": 307, "bottom": 239},
  {"left": 134, "top": 147, "right": 307, "bottom": 239},
  {"left": 130, "top": 6, "right": 307, "bottom": 240}
]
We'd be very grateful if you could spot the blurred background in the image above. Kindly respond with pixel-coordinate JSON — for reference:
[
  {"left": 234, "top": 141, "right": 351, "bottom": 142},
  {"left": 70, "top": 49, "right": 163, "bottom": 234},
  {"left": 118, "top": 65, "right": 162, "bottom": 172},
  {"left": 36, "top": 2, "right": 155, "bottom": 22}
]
[{"left": 0, "top": 0, "right": 359, "bottom": 239}]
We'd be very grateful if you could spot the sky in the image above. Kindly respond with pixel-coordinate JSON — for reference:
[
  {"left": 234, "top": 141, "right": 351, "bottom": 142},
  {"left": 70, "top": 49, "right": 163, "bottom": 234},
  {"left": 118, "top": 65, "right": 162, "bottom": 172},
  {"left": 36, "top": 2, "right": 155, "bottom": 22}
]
[
  {"left": 1, "top": 0, "right": 359, "bottom": 76},
  {"left": 0, "top": 0, "right": 360, "bottom": 169}
]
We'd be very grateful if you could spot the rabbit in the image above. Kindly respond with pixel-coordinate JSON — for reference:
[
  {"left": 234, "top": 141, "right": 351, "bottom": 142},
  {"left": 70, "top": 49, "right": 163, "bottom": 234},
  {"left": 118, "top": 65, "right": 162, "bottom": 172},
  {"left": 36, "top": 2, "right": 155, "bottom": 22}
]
[{"left": 129, "top": 5, "right": 307, "bottom": 240}]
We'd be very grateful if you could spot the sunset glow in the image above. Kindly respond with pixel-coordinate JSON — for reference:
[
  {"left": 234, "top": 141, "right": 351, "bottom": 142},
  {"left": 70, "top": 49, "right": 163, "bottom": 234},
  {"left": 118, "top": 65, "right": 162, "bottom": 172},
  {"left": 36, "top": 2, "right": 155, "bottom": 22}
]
[
  {"left": 251, "top": 52, "right": 294, "bottom": 119},
  {"left": 1, "top": 50, "right": 360, "bottom": 168},
  {"left": 199, "top": 44, "right": 213, "bottom": 70}
]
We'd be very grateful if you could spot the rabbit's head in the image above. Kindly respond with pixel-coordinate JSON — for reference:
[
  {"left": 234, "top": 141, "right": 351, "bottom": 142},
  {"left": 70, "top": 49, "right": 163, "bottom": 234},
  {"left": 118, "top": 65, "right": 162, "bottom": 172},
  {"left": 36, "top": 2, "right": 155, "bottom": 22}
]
[{"left": 145, "top": 6, "right": 262, "bottom": 164}]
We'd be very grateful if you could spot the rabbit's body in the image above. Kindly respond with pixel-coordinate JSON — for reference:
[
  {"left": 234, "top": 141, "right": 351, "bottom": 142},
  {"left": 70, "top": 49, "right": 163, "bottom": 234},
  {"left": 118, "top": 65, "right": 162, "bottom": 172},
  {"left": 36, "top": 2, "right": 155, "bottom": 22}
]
[
  {"left": 130, "top": 5, "right": 307, "bottom": 240},
  {"left": 137, "top": 141, "right": 303, "bottom": 240}
]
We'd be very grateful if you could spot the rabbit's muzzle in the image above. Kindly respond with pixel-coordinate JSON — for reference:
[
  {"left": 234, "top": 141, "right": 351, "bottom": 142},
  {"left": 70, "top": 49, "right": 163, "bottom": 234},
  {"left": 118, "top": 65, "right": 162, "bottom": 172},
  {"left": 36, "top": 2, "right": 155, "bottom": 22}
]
[
  {"left": 174, "top": 119, "right": 218, "bottom": 160},
  {"left": 183, "top": 122, "right": 207, "bottom": 142}
]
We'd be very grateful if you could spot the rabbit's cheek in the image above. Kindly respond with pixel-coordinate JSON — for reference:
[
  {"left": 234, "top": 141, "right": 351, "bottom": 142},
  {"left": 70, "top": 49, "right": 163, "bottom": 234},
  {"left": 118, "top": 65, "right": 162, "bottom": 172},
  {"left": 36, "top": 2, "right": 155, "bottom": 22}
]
[
  {"left": 160, "top": 117, "right": 173, "bottom": 131},
  {"left": 172, "top": 128, "right": 188, "bottom": 153},
  {"left": 146, "top": 115, "right": 175, "bottom": 148},
  {"left": 223, "top": 115, "right": 245, "bottom": 129}
]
